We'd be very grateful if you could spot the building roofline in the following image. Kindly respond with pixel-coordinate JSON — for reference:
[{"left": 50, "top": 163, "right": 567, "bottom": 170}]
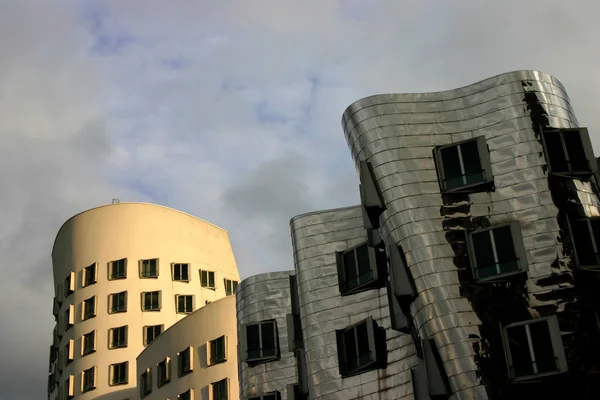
[{"left": 289, "top": 205, "right": 361, "bottom": 226}]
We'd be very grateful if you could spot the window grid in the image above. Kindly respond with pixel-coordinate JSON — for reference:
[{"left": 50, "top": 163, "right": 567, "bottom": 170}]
[
  {"left": 141, "top": 259, "right": 158, "bottom": 278},
  {"left": 176, "top": 295, "right": 193, "bottom": 313},
  {"left": 210, "top": 336, "right": 226, "bottom": 364},
  {"left": 110, "top": 291, "right": 127, "bottom": 313},
  {"left": 144, "top": 325, "right": 163, "bottom": 346},
  {"left": 83, "top": 263, "right": 96, "bottom": 287},
  {"left": 110, "top": 362, "right": 128, "bottom": 386},
  {"left": 143, "top": 291, "right": 160, "bottom": 311},
  {"left": 173, "top": 263, "right": 190, "bottom": 281},
  {"left": 110, "top": 258, "right": 127, "bottom": 280},
  {"left": 82, "top": 367, "right": 95, "bottom": 392},
  {"left": 82, "top": 331, "right": 95, "bottom": 355},
  {"left": 224, "top": 279, "right": 238, "bottom": 296},
  {"left": 200, "top": 270, "right": 215, "bottom": 288},
  {"left": 110, "top": 326, "right": 127, "bottom": 349},
  {"left": 212, "top": 378, "right": 228, "bottom": 400}
]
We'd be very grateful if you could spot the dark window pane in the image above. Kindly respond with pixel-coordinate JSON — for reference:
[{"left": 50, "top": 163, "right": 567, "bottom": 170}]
[
  {"left": 506, "top": 325, "right": 534, "bottom": 378},
  {"left": 572, "top": 220, "right": 596, "bottom": 266},
  {"left": 344, "top": 328, "right": 358, "bottom": 371},
  {"left": 472, "top": 231, "right": 496, "bottom": 278},
  {"left": 493, "top": 226, "right": 519, "bottom": 274},
  {"left": 460, "top": 140, "right": 484, "bottom": 185},
  {"left": 209, "top": 272, "right": 215, "bottom": 287},
  {"left": 356, "top": 244, "right": 372, "bottom": 285},
  {"left": 544, "top": 131, "right": 568, "bottom": 172},
  {"left": 343, "top": 250, "right": 358, "bottom": 289},
  {"left": 564, "top": 131, "right": 589, "bottom": 172},
  {"left": 356, "top": 322, "right": 371, "bottom": 368},
  {"left": 441, "top": 146, "right": 463, "bottom": 189},
  {"left": 247, "top": 324, "right": 260, "bottom": 358},
  {"left": 261, "top": 323, "right": 276, "bottom": 357},
  {"left": 529, "top": 320, "right": 556, "bottom": 374}
]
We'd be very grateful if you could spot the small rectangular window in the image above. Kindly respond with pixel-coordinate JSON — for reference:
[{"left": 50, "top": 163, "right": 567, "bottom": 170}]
[
  {"left": 336, "top": 242, "right": 386, "bottom": 295},
  {"left": 468, "top": 222, "right": 528, "bottom": 281},
  {"left": 359, "top": 161, "right": 385, "bottom": 229},
  {"left": 224, "top": 279, "right": 238, "bottom": 296},
  {"left": 82, "top": 296, "right": 97, "bottom": 320},
  {"left": 65, "top": 305, "right": 74, "bottom": 331},
  {"left": 248, "top": 393, "right": 281, "bottom": 400},
  {"left": 82, "top": 263, "right": 97, "bottom": 287},
  {"left": 82, "top": 330, "right": 96, "bottom": 355},
  {"left": 142, "top": 291, "right": 161, "bottom": 311},
  {"left": 502, "top": 315, "right": 568, "bottom": 381},
  {"left": 178, "top": 346, "right": 194, "bottom": 377},
  {"left": 336, "top": 317, "right": 385, "bottom": 377},
  {"left": 178, "top": 389, "right": 194, "bottom": 400},
  {"left": 157, "top": 356, "right": 171, "bottom": 388},
  {"left": 109, "top": 291, "right": 127, "bottom": 314},
  {"left": 140, "top": 258, "right": 159, "bottom": 278},
  {"left": 65, "top": 339, "right": 74, "bottom": 364},
  {"left": 286, "top": 313, "right": 303, "bottom": 351},
  {"left": 569, "top": 217, "right": 600, "bottom": 269},
  {"left": 144, "top": 325, "right": 163, "bottom": 346},
  {"left": 172, "top": 263, "right": 190, "bottom": 281},
  {"left": 200, "top": 270, "right": 215, "bottom": 289},
  {"left": 240, "top": 320, "right": 279, "bottom": 365},
  {"left": 209, "top": 335, "right": 227, "bottom": 364},
  {"left": 212, "top": 378, "right": 228, "bottom": 400},
  {"left": 65, "top": 272, "right": 75, "bottom": 298},
  {"left": 434, "top": 136, "right": 493, "bottom": 192},
  {"left": 110, "top": 362, "right": 128, "bottom": 386},
  {"left": 109, "top": 326, "right": 128, "bottom": 349},
  {"left": 64, "top": 375, "right": 74, "bottom": 399},
  {"left": 81, "top": 366, "right": 96, "bottom": 392},
  {"left": 140, "top": 368, "right": 152, "bottom": 398},
  {"left": 542, "top": 127, "right": 596, "bottom": 176},
  {"left": 176, "top": 295, "right": 193, "bottom": 314},
  {"left": 109, "top": 258, "right": 127, "bottom": 280}
]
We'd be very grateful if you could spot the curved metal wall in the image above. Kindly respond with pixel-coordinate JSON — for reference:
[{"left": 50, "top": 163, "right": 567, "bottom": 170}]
[
  {"left": 341, "top": 70, "right": 579, "bottom": 399},
  {"left": 237, "top": 271, "right": 297, "bottom": 399},
  {"left": 290, "top": 206, "right": 418, "bottom": 399}
]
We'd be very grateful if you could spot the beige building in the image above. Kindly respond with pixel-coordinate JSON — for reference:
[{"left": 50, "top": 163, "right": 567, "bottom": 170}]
[
  {"left": 136, "top": 295, "right": 239, "bottom": 400},
  {"left": 47, "top": 202, "right": 240, "bottom": 400}
]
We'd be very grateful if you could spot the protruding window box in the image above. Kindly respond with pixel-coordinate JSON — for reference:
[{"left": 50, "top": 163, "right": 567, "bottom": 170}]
[
  {"left": 336, "top": 242, "right": 387, "bottom": 296},
  {"left": 240, "top": 320, "right": 280, "bottom": 366},
  {"left": 359, "top": 161, "right": 385, "bottom": 229},
  {"left": 542, "top": 127, "right": 596, "bottom": 178},
  {"left": 336, "top": 316, "right": 386, "bottom": 378}
]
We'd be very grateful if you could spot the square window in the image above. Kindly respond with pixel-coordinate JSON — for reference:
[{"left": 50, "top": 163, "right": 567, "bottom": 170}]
[
  {"left": 82, "top": 330, "right": 96, "bottom": 355},
  {"left": 83, "top": 263, "right": 97, "bottom": 287},
  {"left": 157, "top": 357, "right": 171, "bottom": 388},
  {"left": 336, "top": 317, "right": 385, "bottom": 377},
  {"left": 109, "top": 291, "right": 127, "bottom": 314},
  {"left": 172, "top": 263, "right": 190, "bottom": 281},
  {"left": 212, "top": 378, "right": 228, "bottom": 400},
  {"left": 176, "top": 295, "right": 193, "bottom": 314},
  {"left": 209, "top": 335, "right": 226, "bottom": 364},
  {"left": 110, "top": 362, "right": 128, "bottom": 386},
  {"left": 178, "top": 346, "right": 194, "bottom": 377},
  {"left": 144, "top": 325, "right": 163, "bottom": 346},
  {"left": 109, "top": 258, "right": 127, "bottom": 280},
  {"left": 468, "top": 222, "right": 528, "bottom": 281},
  {"left": 200, "top": 270, "right": 215, "bottom": 289},
  {"left": 140, "top": 368, "right": 152, "bottom": 398},
  {"left": 224, "top": 279, "right": 238, "bottom": 296},
  {"left": 336, "top": 242, "right": 386, "bottom": 295},
  {"left": 542, "top": 127, "right": 595, "bottom": 176},
  {"left": 64, "top": 272, "right": 75, "bottom": 298},
  {"left": 109, "top": 326, "right": 128, "bottom": 349},
  {"left": 434, "top": 136, "right": 493, "bottom": 192},
  {"left": 81, "top": 366, "right": 96, "bottom": 392},
  {"left": 178, "top": 389, "right": 193, "bottom": 400},
  {"left": 502, "top": 316, "right": 568, "bottom": 381},
  {"left": 142, "top": 291, "right": 161, "bottom": 311},
  {"left": 241, "top": 320, "right": 279, "bottom": 365},
  {"left": 140, "top": 258, "right": 158, "bottom": 278},
  {"left": 82, "top": 296, "right": 97, "bottom": 320},
  {"left": 569, "top": 218, "right": 600, "bottom": 268}
]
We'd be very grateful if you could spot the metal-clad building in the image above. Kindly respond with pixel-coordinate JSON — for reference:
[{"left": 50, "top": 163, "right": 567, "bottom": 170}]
[{"left": 237, "top": 70, "right": 600, "bottom": 399}]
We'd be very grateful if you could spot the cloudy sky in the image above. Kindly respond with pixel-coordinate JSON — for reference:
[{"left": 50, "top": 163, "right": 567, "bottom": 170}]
[{"left": 1, "top": 0, "right": 600, "bottom": 397}]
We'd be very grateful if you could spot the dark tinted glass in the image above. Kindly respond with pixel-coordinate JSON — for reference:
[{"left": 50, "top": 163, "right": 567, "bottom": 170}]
[
  {"left": 506, "top": 324, "right": 534, "bottom": 377},
  {"left": 572, "top": 220, "right": 596, "bottom": 266},
  {"left": 472, "top": 231, "right": 495, "bottom": 278},
  {"left": 440, "top": 146, "right": 462, "bottom": 189},
  {"left": 493, "top": 226, "right": 519, "bottom": 274},
  {"left": 529, "top": 320, "right": 556, "bottom": 374},
  {"left": 344, "top": 328, "right": 357, "bottom": 371},
  {"left": 261, "top": 322, "right": 276, "bottom": 357},
  {"left": 564, "top": 131, "right": 589, "bottom": 172},
  {"left": 356, "top": 322, "right": 371, "bottom": 368},
  {"left": 343, "top": 251, "right": 358, "bottom": 289},
  {"left": 247, "top": 324, "right": 260, "bottom": 358},
  {"left": 356, "top": 244, "right": 373, "bottom": 284},
  {"left": 544, "top": 131, "right": 568, "bottom": 172},
  {"left": 460, "top": 140, "right": 484, "bottom": 185}
]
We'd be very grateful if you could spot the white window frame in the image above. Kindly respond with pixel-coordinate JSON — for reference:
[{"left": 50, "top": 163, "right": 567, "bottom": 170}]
[
  {"left": 467, "top": 222, "right": 528, "bottom": 282},
  {"left": 144, "top": 325, "right": 163, "bottom": 346},
  {"left": 178, "top": 346, "right": 194, "bottom": 377},
  {"left": 82, "top": 295, "right": 97, "bottom": 320},
  {"left": 434, "top": 135, "right": 493, "bottom": 193},
  {"left": 175, "top": 294, "right": 194, "bottom": 314},
  {"left": 109, "top": 291, "right": 127, "bottom": 314},
  {"left": 109, "top": 258, "right": 127, "bottom": 280},
  {"left": 501, "top": 315, "right": 568, "bottom": 381},
  {"left": 109, "top": 361, "right": 128, "bottom": 386},
  {"left": 142, "top": 291, "right": 161, "bottom": 311},
  {"left": 240, "top": 320, "right": 279, "bottom": 364},
  {"left": 208, "top": 335, "right": 227, "bottom": 365},
  {"left": 109, "top": 325, "right": 128, "bottom": 349},
  {"left": 82, "top": 262, "right": 98, "bottom": 287},
  {"left": 81, "top": 330, "right": 97, "bottom": 355},
  {"left": 157, "top": 356, "right": 171, "bottom": 388},
  {"left": 172, "top": 263, "right": 190, "bottom": 282},
  {"left": 200, "top": 270, "right": 216, "bottom": 289},
  {"left": 81, "top": 366, "right": 97, "bottom": 393},
  {"left": 541, "top": 127, "right": 596, "bottom": 176},
  {"left": 139, "top": 258, "right": 159, "bottom": 278},
  {"left": 336, "top": 241, "right": 381, "bottom": 295},
  {"left": 224, "top": 278, "right": 238, "bottom": 296}
]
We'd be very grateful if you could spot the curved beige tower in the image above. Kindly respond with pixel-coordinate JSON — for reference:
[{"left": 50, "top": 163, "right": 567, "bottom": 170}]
[{"left": 47, "top": 203, "right": 240, "bottom": 400}]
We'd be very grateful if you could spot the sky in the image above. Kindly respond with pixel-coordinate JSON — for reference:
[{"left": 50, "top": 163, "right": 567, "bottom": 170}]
[{"left": 1, "top": 0, "right": 600, "bottom": 398}]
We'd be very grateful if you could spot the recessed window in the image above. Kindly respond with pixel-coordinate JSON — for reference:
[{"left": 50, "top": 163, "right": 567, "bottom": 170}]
[
  {"left": 172, "top": 263, "right": 190, "bottom": 281},
  {"left": 336, "top": 316, "right": 386, "bottom": 377},
  {"left": 82, "top": 295, "right": 97, "bottom": 320},
  {"left": 542, "top": 127, "right": 595, "bottom": 176},
  {"left": 178, "top": 346, "right": 194, "bottom": 377},
  {"left": 83, "top": 263, "right": 97, "bottom": 287},
  {"left": 502, "top": 315, "right": 568, "bottom": 381},
  {"left": 178, "top": 389, "right": 194, "bottom": 400},
  {"left": 64, "top": 375, "right": 74, "bottom": 399},
  {"left": 142, "top": 291, "right": 161, "bottom": 311},
  {"left": 109, "top": 258, "right": 127, "bottom": 280},
  {"left": 241, "top": 320, "right": 279, "bottom": 365},
  {"left": 387, "top": 244, "right": 416, "bottom": 332},
  {"left": 468, "top": 222, "right": 528, "bottom": 281},
  {"left": 140, "top": 368, "right": 152, "bottom": 398},
  {"left": 64, "top": 272, "right": 75, "bottom": 298},
  {"left": 176, "top": 295, "right": 193, "bottom": 314},
  {"left": 286, "top": 313, "right": 304, "bottom": 352},
  {"left": 224, "top": 279, "right": 238, "bottom": 296},
  {"left": 144, "top": 325, "right": 163, "bottom": 346},
  {"left": 65, "top": 339, "right": 74, "bottom": 364},
  {"left": 157, "top": 356, "right": 171, "bottom": 388},
  {"left": 82, "top": 330, "right": 96, "bottom": 355},
  {"left": 140, "top": 258, "right": 158, "bottom": 278},
  {"left": 569, "top": 218, "right": 600, "bottom": 268},
  {"left": 248, "top": 393, "right": 281, "bottom": 400},
  {"left": 81, "top": 366, "right": 96, "bottom": 393},
  {"left": 64, "top": 305, "right": 74, "bottom": 331},
  {"left": 336, "top": 242, "right": 386, "bottom": 295},
  {"left": 110, "top": 362, "right": 128, "bottom": 386},
  {"left": 434, "top": 136, "right": 493, "bottom": 192},
  {"left": 109, "top": 326, "right": 128, "bottom": 349},
  {"left": 212, "top": 378, "right": 228, "bottom": 400},
  {"left": 209, "top": 335, "right": 227, "bottom": 364},
  {"left": 109, "top": 291, "right": 127, "bottom": 314},
  {"left": 200, "top": 270, "right": 215, "bottom": 289},
  {"left": 359, "top": 160, "right": 385, "bottom": 229}
]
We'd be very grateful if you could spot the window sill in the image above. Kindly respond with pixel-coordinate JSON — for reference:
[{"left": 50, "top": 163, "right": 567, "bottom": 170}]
[
  {"left": 109, "top": 381, "right": 128, "bottom": 387},
  {"left": 474, "top": 270, "right": 527, "bottom": 283},
  {"left": 512, "top": 369, "right": 566, "bottom": 382},
  {"left": 142, "top": 309, "right": 161, "bottom": 312},
  {"left": 442, "top": 180, "right": 494, "bottom": 194},
  {"left": 340, "top": 280, "right": 382, "bottom": 297},
  {"left": 246, "top": 355, "right": 280, "bottom": 367},
  {"left": 109, "top": 275, "right": 127, "bottom": 281},
  {"left": 140, "top": 276, "right": 159, "bottom": 279},
  {"left": 109, "top": 309, "right": 127, "bottom": 314},
  {"left": 201, "top": 286, "right": 216, "bottom": 290},
  {"left": 109, "top": 344, "right": 128, "bottom": 350}
]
